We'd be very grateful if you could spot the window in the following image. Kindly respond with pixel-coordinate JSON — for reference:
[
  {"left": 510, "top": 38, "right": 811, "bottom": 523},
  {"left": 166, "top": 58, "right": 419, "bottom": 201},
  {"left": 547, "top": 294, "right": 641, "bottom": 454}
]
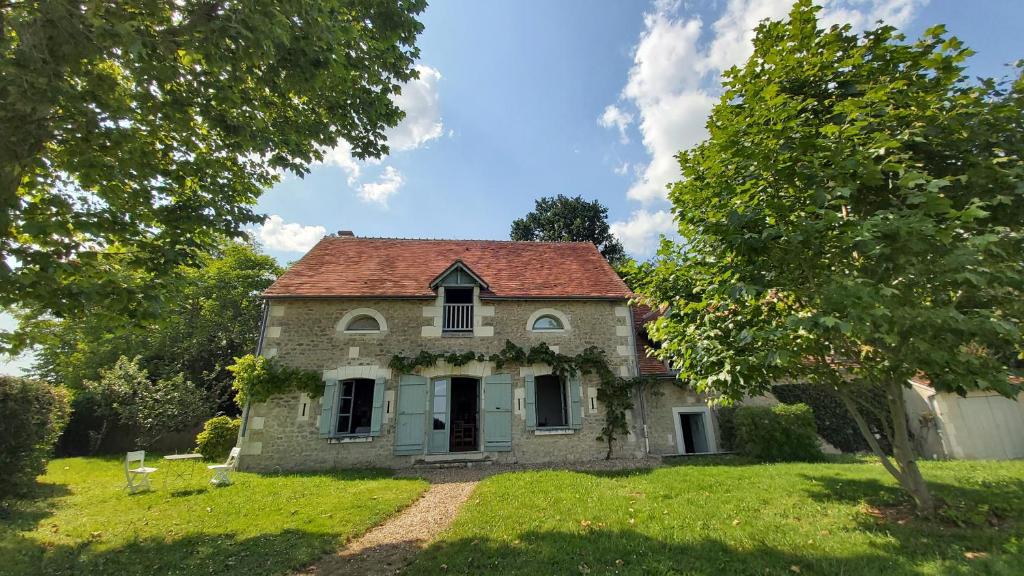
[
  {"left": 345, "top": 315, "right": 380, "bottom": 332},
  {"left": 443, "top": 287, "right": 474, "bottom": 333},
  {"left": 531, "top": 315, "right": 563, "bottom": 331},
  {"left": 337, "top": 379, "right": 375, "bottom": 435},
  {"left": 535, "top": 374, "right": 568, "bottom": 428}
]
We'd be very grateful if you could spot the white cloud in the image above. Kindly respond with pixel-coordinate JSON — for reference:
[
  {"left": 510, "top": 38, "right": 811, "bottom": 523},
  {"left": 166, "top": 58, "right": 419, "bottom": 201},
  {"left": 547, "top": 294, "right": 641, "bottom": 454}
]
[
  {"left": 386, "top": 65, "right": 444, "bottom": 152},
  {"left": 258, "top": 215, "right": 326, "bottom": 253},
  {"left": 598, "top": 105, "right": 635, "bottom": 143},
  {"left": 614, "top": 161, "right": 631, "bottom": 176},
  {"left": 610, "top": 209, "right": 677, "bottom": 255},
  {"left": 358, "top": 166, "right": 404, "bottom": 207},
  {"left": 606, "top": 0, "right": 925, "bottom": 255},
  {"left": 320, "top": 140, "right": 361, "bottom": 185}
]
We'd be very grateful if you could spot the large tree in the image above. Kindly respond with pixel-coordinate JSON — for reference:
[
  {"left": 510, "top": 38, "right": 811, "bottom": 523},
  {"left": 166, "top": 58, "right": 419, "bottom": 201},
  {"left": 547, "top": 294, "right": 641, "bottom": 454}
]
[
  {"left": 637, "top": 1, "right": 1023, "bottom": 515},
  {"left": 0, "top": 1, "right": 424, "bottom": 350},
  {"left": 21, "top": 240, "right": 281, "bottom": 411},
  {"left": 511, "top": 195, "right": 626, "bottom": 264}
]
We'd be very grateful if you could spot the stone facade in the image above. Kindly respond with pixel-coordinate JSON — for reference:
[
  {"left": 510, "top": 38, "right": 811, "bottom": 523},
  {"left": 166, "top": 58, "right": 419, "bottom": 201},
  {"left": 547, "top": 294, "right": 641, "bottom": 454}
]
[
  {"left": 640, "top": 382, "right": 721, "bottom": 456},
  {"left": 237, "top": 296, "right": 643, "bottom": 471}
]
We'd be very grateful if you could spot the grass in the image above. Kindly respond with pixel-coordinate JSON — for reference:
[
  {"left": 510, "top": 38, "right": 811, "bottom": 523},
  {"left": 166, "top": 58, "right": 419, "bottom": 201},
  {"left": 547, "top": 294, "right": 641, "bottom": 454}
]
[
  {"left": 406, "top": 456, "right": 1024, "bottom": 576},
  {"left": 0, "top": 456, "right": 428, "bottom": 576}
]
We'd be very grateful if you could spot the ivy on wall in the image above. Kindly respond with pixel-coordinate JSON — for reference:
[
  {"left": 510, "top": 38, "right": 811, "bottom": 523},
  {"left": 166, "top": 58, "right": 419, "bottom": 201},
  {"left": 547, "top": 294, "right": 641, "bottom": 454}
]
[
  {"left": 228, "top": 354, "right": 323, "bottom": 407},
  {"left": 389, "top": 340, "right": 652, "bottom": 459}
]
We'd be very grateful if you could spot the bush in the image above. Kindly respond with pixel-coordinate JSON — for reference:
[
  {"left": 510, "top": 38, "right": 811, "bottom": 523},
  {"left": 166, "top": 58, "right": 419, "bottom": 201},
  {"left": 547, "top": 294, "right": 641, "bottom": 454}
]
[
  {"left": 734, "top": 403, "right": 822, "bottom": 462},
  {"left": 194, "top": 416, "right": 241, "bottom": 460},
  {"left": 0, "top": 376, "right": 72, "bottom": 498},
  {"left": 715, "top": 405, "right": 737, "bottom": 452},
  {"left": 771, "top": 383, "right": 891, "bottom": 454}
]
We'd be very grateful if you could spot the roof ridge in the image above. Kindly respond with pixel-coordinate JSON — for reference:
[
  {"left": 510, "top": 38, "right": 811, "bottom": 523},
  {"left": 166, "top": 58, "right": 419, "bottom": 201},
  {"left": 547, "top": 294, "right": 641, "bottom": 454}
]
[{"left": 324, "top": 235, "right": 596, "bottom": 245}]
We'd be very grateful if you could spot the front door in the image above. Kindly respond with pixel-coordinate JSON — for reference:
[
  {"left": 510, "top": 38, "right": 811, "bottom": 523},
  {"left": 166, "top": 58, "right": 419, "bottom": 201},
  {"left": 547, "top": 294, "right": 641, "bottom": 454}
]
[{"left": 428, "top": 378, "right": 450, "bottom": 454}]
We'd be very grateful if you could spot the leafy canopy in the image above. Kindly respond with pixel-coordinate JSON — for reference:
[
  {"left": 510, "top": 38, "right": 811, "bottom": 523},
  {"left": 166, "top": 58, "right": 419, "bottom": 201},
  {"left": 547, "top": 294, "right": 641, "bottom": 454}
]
[
  {"left": 21, "top": 240, "right": 281, "bottom": 412},
  {"left": 0, "top": 1, "right": 425, "bottom": 346},
  {"left": 639, "top": 2, "right": 1024, "bottom": 401},
  {"left": 511, "top": 195, "right": 626, "bottom": 264}
]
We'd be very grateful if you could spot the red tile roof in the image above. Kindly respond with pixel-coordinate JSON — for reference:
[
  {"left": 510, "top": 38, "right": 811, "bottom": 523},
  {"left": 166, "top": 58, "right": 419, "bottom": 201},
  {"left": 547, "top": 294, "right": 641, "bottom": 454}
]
[
  {"left": 264, "top": 237, "right": 632, "bottom": 299},
  {"left": 632, "top": 303, "right": 673, "bottom": 376}
]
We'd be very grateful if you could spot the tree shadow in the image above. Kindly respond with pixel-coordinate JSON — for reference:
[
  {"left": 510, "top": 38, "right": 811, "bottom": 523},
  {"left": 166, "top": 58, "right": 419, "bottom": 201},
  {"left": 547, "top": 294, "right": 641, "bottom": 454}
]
[
  {"left": 799, "top": 473, "right": 1024, "bottom": 564},
  {"left": 401, "top": 528, "right": 1021, "bottom": 576},
  {"left": 1, "top": 529, "right": 341, "bottom": 576},
  {"left": 0, "top": 482, "right": 70, "bottom": 528}
]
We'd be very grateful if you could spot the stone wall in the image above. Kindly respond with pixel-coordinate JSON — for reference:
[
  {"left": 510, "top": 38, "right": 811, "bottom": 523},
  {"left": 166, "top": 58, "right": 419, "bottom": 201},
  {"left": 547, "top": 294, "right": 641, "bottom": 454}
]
[
  {"left": 237, "top": 297, "right": 641, "bottom": 471},
  {"left": 641, "top": 381, "right": 719, "bottom": 456}
]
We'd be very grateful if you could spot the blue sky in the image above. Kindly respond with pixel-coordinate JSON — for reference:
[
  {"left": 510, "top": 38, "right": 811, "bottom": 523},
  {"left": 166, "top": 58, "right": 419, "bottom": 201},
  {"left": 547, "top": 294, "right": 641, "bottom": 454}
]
[{"left": 3, "top": 0, "right": 1022, "bottom": 375}]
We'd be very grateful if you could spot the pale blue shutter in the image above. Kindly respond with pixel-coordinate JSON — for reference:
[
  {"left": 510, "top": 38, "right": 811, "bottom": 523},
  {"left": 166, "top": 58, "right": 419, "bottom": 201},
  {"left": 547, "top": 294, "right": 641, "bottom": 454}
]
[
  {"left": 483, "top": 374, "right": 513, "bottom": 452},
  {"left": 319, "top": 379, "right": 338, "bottom": 438},
  {"left": 394, "top": 375, "right": 428, "bottom": 455},
  {"left": 569, "top": 374, "right": 583, "bottom": 430},
  {"left": 524, "top": 375, "right": 536, "bottom": 431},
  {"left": 370, "top": 377, "right": 386, "bottom": 437}
]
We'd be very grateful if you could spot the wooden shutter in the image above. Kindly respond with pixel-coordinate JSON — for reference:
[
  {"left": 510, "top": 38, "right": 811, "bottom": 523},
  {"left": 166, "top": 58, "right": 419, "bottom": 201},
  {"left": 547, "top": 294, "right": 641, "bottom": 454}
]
[
  {"left": 370, "top": 377, "right": 386, "bottom": 437},
  {"left": 569, "top": 374, "right": 583, "bottom": 430},
  {"left": 524, "top": 375, "right": 537, "bottom": 431},
  {"left": 394, "top": 374, "right": 428, "bottom": 455},
  {"left": 483, "top": 373, "right": 513, "bottom": 452},
  {"left": 319, "top": 379, "right": 338, "bottom": 438}
]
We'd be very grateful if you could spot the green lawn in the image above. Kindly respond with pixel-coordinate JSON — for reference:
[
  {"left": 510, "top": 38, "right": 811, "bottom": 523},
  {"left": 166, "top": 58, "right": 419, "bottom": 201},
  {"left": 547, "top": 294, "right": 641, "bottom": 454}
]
[
  {"left": 406, "top": 457, "right": 1024, "bottom": 576},
  {"left": 0, "top": 456, "right": 428, "bottom": 576}
]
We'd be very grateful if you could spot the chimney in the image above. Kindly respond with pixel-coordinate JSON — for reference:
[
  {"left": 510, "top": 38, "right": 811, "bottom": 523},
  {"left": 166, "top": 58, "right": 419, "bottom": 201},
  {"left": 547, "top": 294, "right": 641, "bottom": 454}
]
[{"left": 337, "top": 230, "right": 354, "bottom": 237}]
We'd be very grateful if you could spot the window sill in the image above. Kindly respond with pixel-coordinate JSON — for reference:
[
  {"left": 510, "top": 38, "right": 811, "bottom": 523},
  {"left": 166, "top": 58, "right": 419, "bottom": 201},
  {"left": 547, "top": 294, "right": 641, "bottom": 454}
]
[
  {"left": 534, "top": 428, "right": 574, "bottom": 436},
  {"left": 327, "top": 436, "right": 373, "bottom": 444}
]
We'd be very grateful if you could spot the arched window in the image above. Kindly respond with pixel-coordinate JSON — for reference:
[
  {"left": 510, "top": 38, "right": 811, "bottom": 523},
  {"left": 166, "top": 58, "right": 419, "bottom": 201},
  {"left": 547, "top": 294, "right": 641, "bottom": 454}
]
[
  {"left": 532, "top": 315, "right": 564, "bottom": 331},
  {"left": 345, "top": 315, "right": 381, "bottom": 332}
]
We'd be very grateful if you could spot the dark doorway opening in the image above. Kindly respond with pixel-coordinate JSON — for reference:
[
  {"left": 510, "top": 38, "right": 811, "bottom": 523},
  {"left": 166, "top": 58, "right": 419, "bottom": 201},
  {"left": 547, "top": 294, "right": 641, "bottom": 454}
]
[
  {"left": 449, "top": 377, "right": 479, "bottom": 452},
  {"left": 678, "top": 412, "right": 710, "bottom": 454}
]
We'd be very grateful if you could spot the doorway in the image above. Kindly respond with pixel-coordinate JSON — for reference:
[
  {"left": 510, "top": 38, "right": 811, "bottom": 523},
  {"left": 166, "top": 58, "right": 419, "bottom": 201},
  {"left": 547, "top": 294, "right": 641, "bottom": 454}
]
[
  {"left": 673, "top": 407, "right": 716, "bottom": 454},
  {"left": 428, "top": 376, "right": 480, "bottom": 454},
  {"left": 449, "top": 377, "right": 480, "bottom": 452}
]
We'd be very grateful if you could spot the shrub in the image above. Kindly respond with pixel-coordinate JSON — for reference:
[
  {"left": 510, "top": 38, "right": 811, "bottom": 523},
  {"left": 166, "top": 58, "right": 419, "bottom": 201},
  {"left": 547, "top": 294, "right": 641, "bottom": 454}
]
[
  {"left": 771, "top": 383, "right": 892, "bottom": 454},
  {"left": 734, "top": 403, "right": 822, "bottom": 462},
  {"left": 194, "top": 416, "right": 241, "bottom": 460},
  {"left": 0, "top": 376, "right": 72, "bottom": 498},
  {"left": 228, "top": 354, "right": 323, "bottom": 407},
  {"left": 715, "top": 405, "right": 737, "bottom": 452},
  {"left": 85, "top": 356, "right": 211, "bottom": 448}
]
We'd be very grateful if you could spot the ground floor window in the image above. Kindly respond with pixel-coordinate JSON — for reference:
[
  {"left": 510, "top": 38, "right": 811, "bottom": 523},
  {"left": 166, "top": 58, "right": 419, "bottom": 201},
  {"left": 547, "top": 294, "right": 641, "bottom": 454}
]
[
  {"left": 535, "top": 374, "right": 568, "bottom": 428},
  {"left": 337, "top": 378, "right": 374, "bottom": 435},
  {"left": 674, "top": 408, "right": 715, "bottom": 454}
]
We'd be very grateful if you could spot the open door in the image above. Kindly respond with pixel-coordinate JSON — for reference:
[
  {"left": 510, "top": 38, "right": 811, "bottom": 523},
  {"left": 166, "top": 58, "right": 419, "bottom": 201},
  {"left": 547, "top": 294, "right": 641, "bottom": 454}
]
[{"left": 428, "top": 378, "right": 450, "bottom": 454}]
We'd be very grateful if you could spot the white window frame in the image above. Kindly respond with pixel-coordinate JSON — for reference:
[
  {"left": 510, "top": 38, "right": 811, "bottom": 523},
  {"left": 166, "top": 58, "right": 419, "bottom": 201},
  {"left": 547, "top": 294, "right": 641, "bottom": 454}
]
[
  {"left": 672, "top": 406, "right": 717, "bottom": 455},
  {"left": 535, "top": 374, "right": 570, "bottom": 429},
  {"left": 334, "top": 378, "right": 375, "bottom": 437},
  {"left": 526, "top": 308, "right": 571, "bottom": 333},
  {"left": 337, "top": 308, "right": 388, "bottom": 335}
]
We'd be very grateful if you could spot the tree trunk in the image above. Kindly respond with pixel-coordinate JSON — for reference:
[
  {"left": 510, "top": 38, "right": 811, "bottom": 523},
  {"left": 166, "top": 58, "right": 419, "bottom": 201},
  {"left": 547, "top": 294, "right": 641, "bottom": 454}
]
[{"left": 837, "top": 384, "right": 935, "bottom": 516}]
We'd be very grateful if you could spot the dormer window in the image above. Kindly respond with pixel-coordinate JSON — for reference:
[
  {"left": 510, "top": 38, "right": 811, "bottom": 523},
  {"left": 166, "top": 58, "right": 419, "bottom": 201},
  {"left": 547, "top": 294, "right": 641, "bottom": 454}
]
[{"left": 430, "top": 260, "right": 489, "bottom": 336}]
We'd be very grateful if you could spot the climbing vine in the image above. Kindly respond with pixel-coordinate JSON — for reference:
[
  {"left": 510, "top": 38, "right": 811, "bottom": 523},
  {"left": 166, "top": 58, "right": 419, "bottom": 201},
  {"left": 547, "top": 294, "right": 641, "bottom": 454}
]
[
  {"left": 228, "top": 354, "right": 323, "bottom": 407},
  {"left": 389, "top": 340, "right": 651, "bottom": 459}
]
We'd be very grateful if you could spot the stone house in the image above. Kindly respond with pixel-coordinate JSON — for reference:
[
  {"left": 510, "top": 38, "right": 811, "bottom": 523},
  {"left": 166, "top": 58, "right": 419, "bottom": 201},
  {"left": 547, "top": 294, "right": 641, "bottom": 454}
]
[{"left": 236, "top": 234, "right": 718, "bottom": 470}]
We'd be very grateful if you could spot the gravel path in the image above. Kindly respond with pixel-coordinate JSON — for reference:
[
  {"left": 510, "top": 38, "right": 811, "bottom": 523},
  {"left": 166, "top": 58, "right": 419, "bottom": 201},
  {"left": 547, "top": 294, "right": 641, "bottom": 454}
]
[{"left": 300, "top": 458, "right": 661, "bottom": 576}]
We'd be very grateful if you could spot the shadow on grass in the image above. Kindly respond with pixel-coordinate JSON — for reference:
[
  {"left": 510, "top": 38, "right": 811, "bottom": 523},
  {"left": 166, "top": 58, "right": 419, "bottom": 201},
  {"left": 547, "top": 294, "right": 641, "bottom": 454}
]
[
  {"left": 401, "top": 528, "right": 1021, "bottom": 576},
  {"left": 0, "top": 482, "right": 70, "bottom": 528},
  {"left": 1, "top": 529, "right": 339, "bottom": 576}
]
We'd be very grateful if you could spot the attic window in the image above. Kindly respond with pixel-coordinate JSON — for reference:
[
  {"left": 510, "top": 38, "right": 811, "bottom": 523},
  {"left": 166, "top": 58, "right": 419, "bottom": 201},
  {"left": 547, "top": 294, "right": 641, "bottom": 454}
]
[
  {"left": 346, "top": 315, "right": 381, "bottom": 332},
  {"left": 532, "top": 315, "right": 564, "bottom": 331}
]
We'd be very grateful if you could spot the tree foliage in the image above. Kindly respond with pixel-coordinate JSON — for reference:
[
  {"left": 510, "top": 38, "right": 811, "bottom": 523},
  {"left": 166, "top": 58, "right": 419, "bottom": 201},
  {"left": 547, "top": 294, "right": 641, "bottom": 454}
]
[
  {"left": 636, "top": 1, "right": 1023, "bottom": 515},
  {"left": 84, "top": 356, "right": 211, "bottom": 449},
  {"left": 21, "top": 240, "right": 281, "bottom": 410},
  {"left": 511, "top": 195, "right": 626, "bottom": 264},
  {"left": 0, "top": 1, "right": 425, "bottom": 347},
  {"left": 228, "top": 354, "right": 323, "bottom": 407}
]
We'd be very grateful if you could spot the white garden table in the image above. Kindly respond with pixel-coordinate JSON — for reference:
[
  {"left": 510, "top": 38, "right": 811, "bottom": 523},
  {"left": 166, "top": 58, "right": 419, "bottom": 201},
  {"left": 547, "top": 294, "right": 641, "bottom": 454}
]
[{"left": 162, "top": 453, "right": 204, "bottom": 488}]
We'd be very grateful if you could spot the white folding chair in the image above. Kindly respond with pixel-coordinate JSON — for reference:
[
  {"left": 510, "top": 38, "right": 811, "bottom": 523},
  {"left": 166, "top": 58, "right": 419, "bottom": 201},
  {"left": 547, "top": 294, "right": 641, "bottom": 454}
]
[
  {"left": 208, "top": 447, "right": 241, "bottom": 486},
  {"left": 124, "top": 450, "right": 158, "bottom": 493}
]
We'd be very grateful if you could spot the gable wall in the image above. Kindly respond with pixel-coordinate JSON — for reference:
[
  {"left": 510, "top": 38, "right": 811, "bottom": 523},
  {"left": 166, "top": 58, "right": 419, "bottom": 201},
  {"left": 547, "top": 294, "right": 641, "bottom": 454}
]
[{"left": 238, "top": 297, "right": 640, "bottom": 470}]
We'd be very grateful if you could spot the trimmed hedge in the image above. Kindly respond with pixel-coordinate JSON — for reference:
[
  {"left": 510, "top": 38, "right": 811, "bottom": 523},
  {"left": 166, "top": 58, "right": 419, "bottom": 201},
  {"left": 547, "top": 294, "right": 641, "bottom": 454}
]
[
  {"left": 0, "top": 376, "right": 72, "bottom": 498},
  {"left": 771, "top": 383, "right": 891, "bottom": 454},
  {"left": 734, "top": 403, "right": 822, "bottom": 462},
  {"left": 194, "top": 416, "right": 241, "bottom": 460}
]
